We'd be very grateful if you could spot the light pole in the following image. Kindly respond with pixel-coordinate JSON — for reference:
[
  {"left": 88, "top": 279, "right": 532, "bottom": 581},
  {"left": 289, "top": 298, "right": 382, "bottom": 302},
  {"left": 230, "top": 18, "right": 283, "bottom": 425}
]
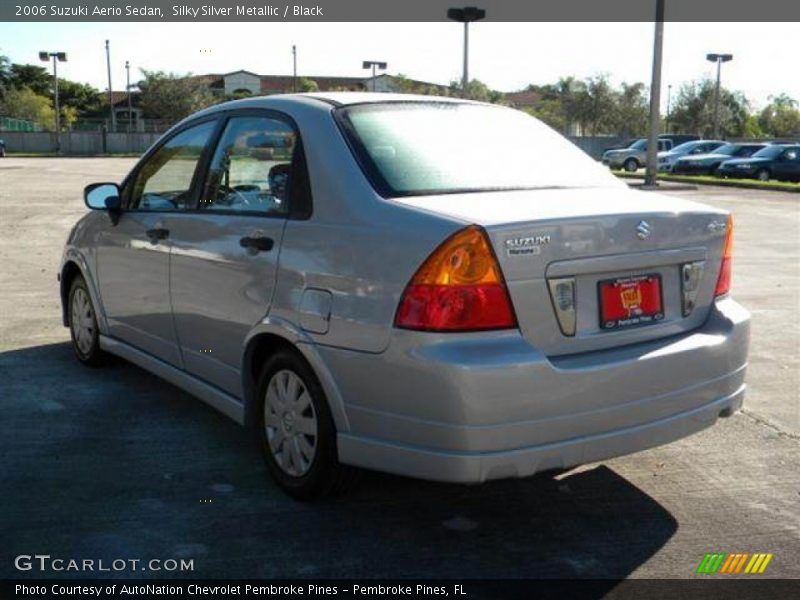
[
  {"left": 105, "top": 40, "right": 116, "bottom": 133},
  {"left": 644, "top": 0, "right": 664, "bottom": 188},
  {"left": 292, "top": 45, "right": 297, "bottom": 92},
  {"left": 125, "top": 60, "right": 133, "bottom": 132},
  {"left": 362, "top": 61, "right": 387, "bottom": 92},
  {"left": 38, "top": 51, "right": 66, "bottom": 152},
  {"left": 447, "top": 6, "right": 485, "bottom": 98},
  {"left": 706, "top": 53, "right": 733, "bottom": 138},
  {"left": 665, "top": 84, "right": 672, "bottom": 133}
]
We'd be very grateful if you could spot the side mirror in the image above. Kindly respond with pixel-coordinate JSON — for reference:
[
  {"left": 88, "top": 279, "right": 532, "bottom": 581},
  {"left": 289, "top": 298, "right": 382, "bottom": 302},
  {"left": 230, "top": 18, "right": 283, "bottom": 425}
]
[{"left": 85, "top": 183, "right": 121, "bottom": 210}]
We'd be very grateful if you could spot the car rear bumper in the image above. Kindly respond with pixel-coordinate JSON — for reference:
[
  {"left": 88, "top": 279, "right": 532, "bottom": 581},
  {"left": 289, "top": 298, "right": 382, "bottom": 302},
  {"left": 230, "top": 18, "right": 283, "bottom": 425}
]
[{"left": 320, "top": 297, "right": 750, "bottom": 483}]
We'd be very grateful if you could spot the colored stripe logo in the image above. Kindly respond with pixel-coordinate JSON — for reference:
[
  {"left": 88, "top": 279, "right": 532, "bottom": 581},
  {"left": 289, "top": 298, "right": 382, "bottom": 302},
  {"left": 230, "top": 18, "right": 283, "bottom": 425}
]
[{"left": 697, "top": 553, "right": 773, "bottom": 574}]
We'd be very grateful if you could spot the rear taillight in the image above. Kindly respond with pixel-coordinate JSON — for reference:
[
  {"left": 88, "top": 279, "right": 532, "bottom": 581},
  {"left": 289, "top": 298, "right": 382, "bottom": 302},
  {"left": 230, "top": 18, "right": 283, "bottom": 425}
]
[
  {"left": 714, "top": 215, "right": 734, "bottom": 297},
  {"left": 395, "top": 225, "right": 517, "bottom": 332}
]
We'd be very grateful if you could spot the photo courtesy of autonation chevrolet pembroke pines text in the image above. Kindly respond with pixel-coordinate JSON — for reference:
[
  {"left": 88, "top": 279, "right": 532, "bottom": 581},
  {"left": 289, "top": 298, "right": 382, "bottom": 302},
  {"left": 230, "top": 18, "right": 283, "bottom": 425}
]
[{"left": 1, "top": 1, "right": 798, "bottom": 598}]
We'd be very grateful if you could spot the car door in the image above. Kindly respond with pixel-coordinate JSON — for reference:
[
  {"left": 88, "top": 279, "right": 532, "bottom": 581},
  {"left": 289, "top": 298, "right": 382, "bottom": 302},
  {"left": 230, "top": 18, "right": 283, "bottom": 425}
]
[
  {"left": 773, "top": 147, "right": 800, "bottom": 180},
  {"left": 95, "top": 119, "right": 217, "bottom": 365},
  {"left": 168, "top": 111, "right": 310, "bottom": 396}
]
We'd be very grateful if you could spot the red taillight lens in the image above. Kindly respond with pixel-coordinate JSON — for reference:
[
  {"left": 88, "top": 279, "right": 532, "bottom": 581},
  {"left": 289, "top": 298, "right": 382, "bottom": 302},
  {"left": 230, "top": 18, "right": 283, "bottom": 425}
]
[
  {"left": 715, "top": 215, "right": 734, "bottom": 297},
  {"left": 395, "top": 225, "right": 518, "bottom": 331}
]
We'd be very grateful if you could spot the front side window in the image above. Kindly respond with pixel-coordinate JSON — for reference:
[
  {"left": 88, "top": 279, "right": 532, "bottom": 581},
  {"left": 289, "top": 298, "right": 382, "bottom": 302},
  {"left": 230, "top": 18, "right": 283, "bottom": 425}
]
[
  {"left": 337, "top": 103, "right": 620, "bottom": 197},
  {"left": 130, "top": 121, "right": 216, "bottom": 210},
  {"left": 753, "top": 145, "right": 785, "bottom": 159},
  {"left": 200, "top": 116, "right": 297, "bottom": 215}
]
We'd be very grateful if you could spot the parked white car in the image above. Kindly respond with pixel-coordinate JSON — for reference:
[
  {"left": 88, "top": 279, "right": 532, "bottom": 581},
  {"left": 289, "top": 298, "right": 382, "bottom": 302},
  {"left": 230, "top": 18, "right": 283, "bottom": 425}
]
[{"left": 657, "top": 140, "right": 726, "bottom": 171}]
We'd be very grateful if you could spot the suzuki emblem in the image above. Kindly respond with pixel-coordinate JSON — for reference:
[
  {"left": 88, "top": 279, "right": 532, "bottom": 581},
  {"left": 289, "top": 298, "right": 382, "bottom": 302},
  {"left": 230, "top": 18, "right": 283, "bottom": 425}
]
[{"left": 636, "top": 221, "right": 652, "bottom": 240}]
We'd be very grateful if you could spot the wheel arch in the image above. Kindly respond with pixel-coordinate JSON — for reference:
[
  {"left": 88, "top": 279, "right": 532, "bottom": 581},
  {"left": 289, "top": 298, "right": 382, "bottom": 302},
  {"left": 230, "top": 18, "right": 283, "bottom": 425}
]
[
  {"left": 59, "top": 253, "right": 106, "bottom": 333},
  {"left": 241, "top": 318, "right": 350, "bottom": 434}
]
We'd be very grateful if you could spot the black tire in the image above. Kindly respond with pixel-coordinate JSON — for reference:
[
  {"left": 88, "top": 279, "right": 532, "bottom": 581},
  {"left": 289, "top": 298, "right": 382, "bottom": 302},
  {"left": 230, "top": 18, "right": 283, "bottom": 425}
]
[
  {"left": 755, "top": 168, "right": 770, "bottom": 182},
  {"left": 256, "top": 348, "right": 357, "bottom": 500},
  {"left": 67, "top": 275, "right": 108, "bottom": 367},
  {"left": 710, "top": 163, "right": 722, "bottom": 177},
  {"left": 623, "top": 158, "right": 639, "bottom": 172}
]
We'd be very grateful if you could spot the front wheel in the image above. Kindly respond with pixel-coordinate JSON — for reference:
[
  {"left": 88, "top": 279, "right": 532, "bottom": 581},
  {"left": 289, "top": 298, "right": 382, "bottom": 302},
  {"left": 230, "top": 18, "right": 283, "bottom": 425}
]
[
  {"left": 257, "top": 349, "right": 357, "bottom": 500},
  {"left": 68, "top": 276, "right": 108, "bottom": 367},
  {"left": 755, "top": 168, "right": 770, "bottom": 182}
]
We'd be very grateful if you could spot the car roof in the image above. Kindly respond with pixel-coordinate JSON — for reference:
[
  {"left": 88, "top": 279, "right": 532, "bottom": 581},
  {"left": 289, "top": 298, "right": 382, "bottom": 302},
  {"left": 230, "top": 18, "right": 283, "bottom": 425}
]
[
  {"left": 179, "top": 92, "right": 484, "bottom": 125},
  {"left": 300, "top": 92, "right": 473, "bottom": 106}
]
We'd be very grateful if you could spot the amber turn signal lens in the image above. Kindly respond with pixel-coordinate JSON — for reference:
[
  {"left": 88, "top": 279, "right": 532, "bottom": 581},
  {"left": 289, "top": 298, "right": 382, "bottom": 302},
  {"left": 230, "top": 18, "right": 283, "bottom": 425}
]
[
  {"left": 395, "top": 225, "right": 518, "bottom": 331},
  {"left": 714, "top": 215, "right": 734, "bottom": 297}
]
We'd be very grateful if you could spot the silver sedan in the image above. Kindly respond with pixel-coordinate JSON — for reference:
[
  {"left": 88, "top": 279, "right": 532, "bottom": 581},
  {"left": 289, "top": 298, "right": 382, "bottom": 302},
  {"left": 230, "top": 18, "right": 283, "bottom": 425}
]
[{"left": 59, "top": 94, "right": 749, "bottom": 499}]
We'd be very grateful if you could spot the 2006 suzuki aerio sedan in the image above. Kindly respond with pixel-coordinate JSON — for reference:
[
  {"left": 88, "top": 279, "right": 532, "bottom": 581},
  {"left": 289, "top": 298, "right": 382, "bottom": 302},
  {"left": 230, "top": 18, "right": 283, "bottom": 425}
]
[{"left": 60, "top": 93, "right": 750, "bottom": 499}]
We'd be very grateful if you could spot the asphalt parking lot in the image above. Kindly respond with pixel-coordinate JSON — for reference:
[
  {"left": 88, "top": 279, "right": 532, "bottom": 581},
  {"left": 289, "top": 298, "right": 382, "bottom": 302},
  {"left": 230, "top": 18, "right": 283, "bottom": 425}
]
[{"left": 1, "top": 158, "right": 798, "bottom": 580}]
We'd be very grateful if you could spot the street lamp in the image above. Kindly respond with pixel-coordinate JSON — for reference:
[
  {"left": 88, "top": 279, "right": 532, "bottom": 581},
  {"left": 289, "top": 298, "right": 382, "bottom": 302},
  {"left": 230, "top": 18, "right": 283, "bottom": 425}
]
[
  {"left": 105, "top": 40, "right": 116, "bottom": 133},
  {"left": 292, "top": 45, "right": 297, "bottom": 92},
  {"left": 447, "top": 6, "right": 485, "bottom": 97},
  {"left": 644, "top": 0, "right": 665, "bottom": 187},
  {"left": 706, "top": 53, "right": 733, "bottom": 138},
  {"left": 362, "top": 61, "right": 387, "bottom": 92},
  {"left": 39, "top": 51, "right": 66, "bottom": 152},
  {"left": 665, "top": 84, "right": 672, "bottom": 134},
  {"left": 125, "top": 60, "right": 133, "bottom": 132}
]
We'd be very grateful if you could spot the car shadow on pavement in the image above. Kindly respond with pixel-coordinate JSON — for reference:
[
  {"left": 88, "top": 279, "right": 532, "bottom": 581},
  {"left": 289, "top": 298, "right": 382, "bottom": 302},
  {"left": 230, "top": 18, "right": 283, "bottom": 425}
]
[{"left": 1, "top": 342, "right": 677, "bottom": 582}]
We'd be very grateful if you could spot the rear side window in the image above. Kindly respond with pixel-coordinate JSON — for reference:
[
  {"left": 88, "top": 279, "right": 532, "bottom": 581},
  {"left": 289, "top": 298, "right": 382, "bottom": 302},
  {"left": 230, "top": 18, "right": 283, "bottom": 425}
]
[
  {"left": 200, "top": 116, "right": 297, "bottom": 215},
  {"left": 336, "top": 102, "right": 620, "bottom": 197},
  {"left": 129, "top": 121, "right": 216, "bottom": 210},
  {"left": 735, "top": 145, "right": 762, "bottom": 157}
]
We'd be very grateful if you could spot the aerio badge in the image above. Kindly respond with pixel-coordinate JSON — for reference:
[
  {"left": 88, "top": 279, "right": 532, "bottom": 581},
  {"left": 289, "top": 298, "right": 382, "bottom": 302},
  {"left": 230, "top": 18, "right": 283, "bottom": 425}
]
[
  {"left": 636, "top": 220, "right": 652, "bottom": 240},
  {"left": 505, "top": 234, "right": 551, "bottom": 256}
]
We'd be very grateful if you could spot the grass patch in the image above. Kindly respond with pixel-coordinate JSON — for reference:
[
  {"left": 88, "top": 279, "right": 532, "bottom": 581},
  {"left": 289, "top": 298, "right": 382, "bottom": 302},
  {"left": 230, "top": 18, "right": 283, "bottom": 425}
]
[{"left": 616, "top": 171, "right": 800, "bottom": 192}]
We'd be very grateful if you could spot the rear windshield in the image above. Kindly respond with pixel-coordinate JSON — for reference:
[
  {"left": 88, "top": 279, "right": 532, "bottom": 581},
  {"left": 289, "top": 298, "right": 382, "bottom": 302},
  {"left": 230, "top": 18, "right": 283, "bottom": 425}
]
[{"left": 336, "top": 102, "right": 621, "bottom": 197}]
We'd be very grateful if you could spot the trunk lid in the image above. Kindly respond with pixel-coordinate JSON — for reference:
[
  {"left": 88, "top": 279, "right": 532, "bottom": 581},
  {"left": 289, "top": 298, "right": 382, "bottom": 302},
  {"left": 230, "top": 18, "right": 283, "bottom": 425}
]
[{"left": 396, "top": 186, "right": 729, "bottom": 355}]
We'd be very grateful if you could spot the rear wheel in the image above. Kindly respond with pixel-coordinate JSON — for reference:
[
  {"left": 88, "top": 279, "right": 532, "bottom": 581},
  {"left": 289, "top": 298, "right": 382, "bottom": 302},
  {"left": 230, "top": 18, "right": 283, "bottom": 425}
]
[
  {"left": 623, "top": 158, "right": 639, "bottom": 172},
  {"left": 68, "top": 276, "right": 108, "bottom": 367},
  {"left": 257, "top": 348, "right": 356, "bottom": 500},
  {"left": 755, "top": 168, "right": 770, "bottom": 182}
]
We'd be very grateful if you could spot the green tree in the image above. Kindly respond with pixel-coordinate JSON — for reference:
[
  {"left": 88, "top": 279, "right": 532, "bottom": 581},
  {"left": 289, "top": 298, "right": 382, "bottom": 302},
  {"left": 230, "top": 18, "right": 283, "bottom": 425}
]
[
  {"left": 583, "top": 74, "right": 616, "bottom": 135},
  {"left": 758, "top": 94, "right": 800, "bottom": 137},
  {"left": 58, "top": 79, "right": 103, "bottom": 115},
  {"left": 525, "top": 98, "right": 566, "bottom": 133},
  {"left": 0, "top": 53, "right": 11, "bottom": 98},
  {"left": 138, "top": 70, "right": 216, "bottom": 124},
  {"left": 9, "top": 63, "right": 52, "bottom": 96},
  {"left": 668, "top": 79, "right": 750, "bottom": 137},
  {"left": 613, "top": 82, "right": 649, "bottom": 137},
  {"left": 298, "top": 77, "right": 319, "bottom": 92},
  {"left": 449, "top": 78, "right": 503, "bottom": 103},
  {"left": 0, "top": 86, "right": 55, "bottom": 129},
  {"left": 60, "top": 104, "right": 79, "bottom": 129}
]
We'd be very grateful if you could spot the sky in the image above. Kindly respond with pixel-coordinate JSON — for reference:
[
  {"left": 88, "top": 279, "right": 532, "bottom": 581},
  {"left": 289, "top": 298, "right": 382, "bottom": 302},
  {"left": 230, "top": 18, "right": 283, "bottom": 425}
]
[{"left": 0, "top": 21, "right": 798, "bottom": 110}]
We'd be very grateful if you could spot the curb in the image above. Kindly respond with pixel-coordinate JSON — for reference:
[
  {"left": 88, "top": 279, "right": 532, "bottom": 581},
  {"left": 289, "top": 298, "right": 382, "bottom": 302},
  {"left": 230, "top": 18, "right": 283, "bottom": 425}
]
[{"left": 616, "top": 172, "right": 800, "bottom": 194}]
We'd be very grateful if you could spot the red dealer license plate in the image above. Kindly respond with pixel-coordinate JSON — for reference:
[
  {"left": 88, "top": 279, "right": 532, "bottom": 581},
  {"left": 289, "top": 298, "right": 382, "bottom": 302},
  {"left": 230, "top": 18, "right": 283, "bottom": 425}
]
[{"left": 598, "top": 274, "right": 664, "bottom": 330}]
